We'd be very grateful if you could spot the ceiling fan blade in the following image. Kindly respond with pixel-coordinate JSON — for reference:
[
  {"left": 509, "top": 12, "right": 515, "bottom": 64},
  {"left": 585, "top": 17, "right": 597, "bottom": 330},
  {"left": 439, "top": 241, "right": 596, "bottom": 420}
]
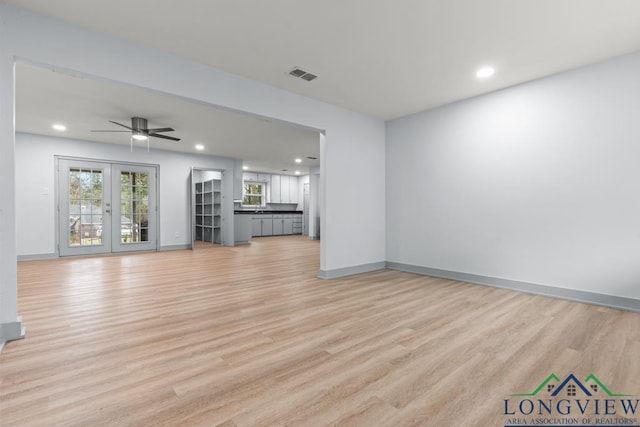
[
  {"left": 108, "top": 120, "right": 133, "bottom": 130},
  {"left": 149, "top": 133, "right": 181, "bottom": 142},
  {"left": 91, "top": 130, "right": 131, "bottom": 132},
  {"left": 145, "top": 127, "right": 175, "bottom": 133}
]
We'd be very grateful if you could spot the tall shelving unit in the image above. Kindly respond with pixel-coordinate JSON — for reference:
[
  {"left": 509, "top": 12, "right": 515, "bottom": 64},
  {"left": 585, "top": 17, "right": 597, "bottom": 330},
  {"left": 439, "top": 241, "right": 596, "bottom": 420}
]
[{"left": 195, "top": 178, "right": 222, "bottom": 244}]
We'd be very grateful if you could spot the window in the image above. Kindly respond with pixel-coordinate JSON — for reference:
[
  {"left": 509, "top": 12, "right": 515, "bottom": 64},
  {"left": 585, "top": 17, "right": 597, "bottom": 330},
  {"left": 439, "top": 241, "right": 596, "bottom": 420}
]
[
  {"left": 243, "top": 182, "right": 265, "bottom": 207},
  {"left": 590, "top": 384, "right": 598, "bottom": 392},
  {"left": 567, "top": 384, "right": 576, "bottom": 396},
  {"left": 547, "top": 384, "right": 555, "bottom": 392}
]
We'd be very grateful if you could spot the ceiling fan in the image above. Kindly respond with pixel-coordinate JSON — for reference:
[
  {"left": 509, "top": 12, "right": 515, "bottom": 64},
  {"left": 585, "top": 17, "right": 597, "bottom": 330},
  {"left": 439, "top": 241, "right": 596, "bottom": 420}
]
[{"left": 92, "top": 117, "right": 181, "bottom": 142}]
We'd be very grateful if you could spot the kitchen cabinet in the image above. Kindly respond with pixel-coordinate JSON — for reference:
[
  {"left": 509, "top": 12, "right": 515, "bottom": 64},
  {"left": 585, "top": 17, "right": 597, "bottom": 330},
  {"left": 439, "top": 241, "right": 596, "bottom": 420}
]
[
  {"left": 280, "top": 176, "right": 290, "bottom": 203},
  {"left": 251, "top": 214, "right": 273, "bottom": 237},
  {"left": 288, "top": 177, "right": 298, "bottom": 204},
  {"left": 251, "top": 213, "right": 301, "bottom": 236},
  {"left": 251, "top": 218, "right": 262, "bottom": 236},
  {"left": 283, "top": 215, "right": 294, "bottom": 235},
  {"left": 270, "top": 214, "right": 297, "bottom": 235},
  {"left": 292, "top": 214, "right": 302, "bottom": 235},
  {"left": 243, "top": 172, "right": 258, "bottom": 182},
  {"left": 234, "top": 214, "right": 251, "bottom": 244},
  {"left": 271, "top": 175, "right": 281, "bottom": 203},
  {"left": 269, "top": 174, "right": 298, "bottom": 204},
  {"left": 244, "top": 172, "right": 271, "bottom": 183},
  {"left": 272, "top": 214, "right": 283, "bottom": 235}
]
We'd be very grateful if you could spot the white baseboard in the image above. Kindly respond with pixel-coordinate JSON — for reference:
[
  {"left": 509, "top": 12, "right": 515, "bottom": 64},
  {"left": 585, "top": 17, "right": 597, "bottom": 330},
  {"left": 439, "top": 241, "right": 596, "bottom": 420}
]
[
  {"left": 317, "top": 261, "right": 386, "bottom": 279},
  {"left": 159, "top": 244, "right": 192, "bottom": 251},
  {"left": 386, "top": 262, "right": 640, "bottom": 313},
  {"left": 0, "top": 317, "right": 25, "bottom": 353},
  {"left": 17, "top": 253, "right": 57, "bottom": 261}
]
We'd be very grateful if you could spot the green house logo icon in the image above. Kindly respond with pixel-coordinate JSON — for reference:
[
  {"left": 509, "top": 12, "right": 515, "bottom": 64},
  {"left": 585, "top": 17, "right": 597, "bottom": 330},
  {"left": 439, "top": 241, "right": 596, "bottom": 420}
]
[{"left": 512, "top": 373, "right": 632, "bottom": 397}]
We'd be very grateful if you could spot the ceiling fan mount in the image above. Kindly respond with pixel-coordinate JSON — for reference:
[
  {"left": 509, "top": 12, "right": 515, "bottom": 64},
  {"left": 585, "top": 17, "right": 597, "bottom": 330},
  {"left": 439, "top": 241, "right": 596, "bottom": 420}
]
[{"left": 92, "top": 116, "right": 181, "bottom": 142}]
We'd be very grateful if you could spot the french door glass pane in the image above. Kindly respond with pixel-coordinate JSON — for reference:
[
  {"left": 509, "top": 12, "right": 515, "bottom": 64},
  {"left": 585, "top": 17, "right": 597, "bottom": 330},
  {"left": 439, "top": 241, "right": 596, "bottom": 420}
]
[
  {"left": 68, "top": 168, "right": 103, "bottom": 246},
  {"left": 120, "top": 171, "right": 150, "bottom": 243}
]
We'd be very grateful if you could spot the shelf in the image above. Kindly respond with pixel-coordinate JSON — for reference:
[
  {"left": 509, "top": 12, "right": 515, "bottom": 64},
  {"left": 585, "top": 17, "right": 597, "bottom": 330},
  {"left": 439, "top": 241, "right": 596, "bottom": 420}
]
[{"left": 194, "top": 178, "right": 223, "bottom": 245}]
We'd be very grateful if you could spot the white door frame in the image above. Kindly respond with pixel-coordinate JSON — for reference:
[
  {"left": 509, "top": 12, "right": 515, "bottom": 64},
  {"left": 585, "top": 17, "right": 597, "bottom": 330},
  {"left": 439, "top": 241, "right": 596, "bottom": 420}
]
[
  {"left": 56, "top": 156, "right": 160, "bottom": 256},
  {"left": 190, "top": 167, "right": 226, "bottom": 248},
  {"left": 111, "top": 163, "right": 158, "bottom": 253}
]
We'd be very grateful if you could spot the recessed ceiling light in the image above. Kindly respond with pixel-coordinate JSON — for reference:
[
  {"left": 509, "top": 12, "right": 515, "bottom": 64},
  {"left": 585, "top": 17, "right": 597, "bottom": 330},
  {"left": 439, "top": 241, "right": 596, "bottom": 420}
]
[
  {"left": 52, "top": 124, "right": 66, "bottom": 131},
  {"left": 195, "top": 144, "right": 205, "bottom": 151},
  {"left": 242, "top": 166, "right": 249, "bottom": 170},
  {"left": 295, "top": 158, "right": 302, "bottom": 163},
  {"left": 295, "top": 171, "right": 301, "bottom": 175},
  {"left": 476, "top": 66, "right": 495, "bottom": 79}
]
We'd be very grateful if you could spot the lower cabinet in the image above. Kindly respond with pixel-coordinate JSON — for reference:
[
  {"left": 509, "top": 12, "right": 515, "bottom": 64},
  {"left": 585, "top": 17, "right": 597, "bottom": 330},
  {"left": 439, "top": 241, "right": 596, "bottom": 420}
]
[
  {"left": 251, "top": 213, "right": 303, "bottom": 237},
  {"left": 283, "top": 217, "right": 293, "bottom": 235},
  {"left": 251, "top": 218, "right": 262, "bottom": 237},
  {"left": 252, "top": 215, "right": 273, "bottom": 237},
  {"left": 234, "top": 214, "right": 251, "bottom": 244},
  {"left": 292, "top": 214, "right": 302, "bottom": 235},
  {"left": 273, "top": 215, "right": 284, "bottom": 235}
]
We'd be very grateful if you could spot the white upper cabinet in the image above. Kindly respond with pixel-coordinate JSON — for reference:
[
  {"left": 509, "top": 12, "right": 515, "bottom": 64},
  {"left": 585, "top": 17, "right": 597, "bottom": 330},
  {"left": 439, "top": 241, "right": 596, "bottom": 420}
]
[
  {"left": 280, "top": 175, "right": 290, "bottom": 203},
  {"left": 257, "top": 173, "right": 271, "bottom": 183},
  {"left": 243, "top": 172, "right": 258, "bottom": 182},
  {"left": 243, "top": 172, "right": 270, "bottom": 183},
  {"left": 261, "top": 174, "right": 300, "bottom": 204},
  {"left": 289, "top": 176, "right": 298, "bottom": 204},
  {"left": 271, "top": 175, "right": 281, "bottom": 203}
]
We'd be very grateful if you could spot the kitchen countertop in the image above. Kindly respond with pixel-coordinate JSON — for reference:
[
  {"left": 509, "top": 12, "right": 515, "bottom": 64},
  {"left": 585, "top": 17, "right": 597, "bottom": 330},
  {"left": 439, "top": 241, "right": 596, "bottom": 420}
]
[{"left": 234, "top": 210, "right": 303, "bottom": 215}]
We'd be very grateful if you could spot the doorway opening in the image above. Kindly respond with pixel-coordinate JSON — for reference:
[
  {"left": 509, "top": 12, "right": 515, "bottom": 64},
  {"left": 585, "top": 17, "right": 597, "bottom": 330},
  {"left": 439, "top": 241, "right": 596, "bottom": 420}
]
[{"left": 191, "top": 168, "right": 225, "bottom": 249}]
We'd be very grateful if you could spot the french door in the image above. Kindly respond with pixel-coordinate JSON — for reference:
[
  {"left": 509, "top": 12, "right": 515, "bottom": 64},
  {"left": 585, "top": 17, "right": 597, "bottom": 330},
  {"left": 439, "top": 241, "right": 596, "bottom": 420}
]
[{"left": 58, "top": 159, "right": 158, "bottom": 256}]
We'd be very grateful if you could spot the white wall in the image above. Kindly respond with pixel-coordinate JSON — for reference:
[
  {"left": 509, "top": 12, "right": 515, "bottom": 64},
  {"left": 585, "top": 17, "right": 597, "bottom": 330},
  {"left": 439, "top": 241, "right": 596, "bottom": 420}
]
[
  {"left": 16, "top": 133, "right": 235, "bottom": 256},
  {"left": 0, "top": 46, "right": 18, "bottom": 328},
  {"left": 387, "top": 51, "right": 640, "bottom": 300},
  {"left": 0, "top": 3, "right": 385, "bottom": 335}
]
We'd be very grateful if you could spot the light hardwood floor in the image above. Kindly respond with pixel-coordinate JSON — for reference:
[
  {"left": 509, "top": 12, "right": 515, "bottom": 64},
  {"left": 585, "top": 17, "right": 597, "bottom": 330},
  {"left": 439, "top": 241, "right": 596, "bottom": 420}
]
[{"left": 1, "top": 236, "right": 639, "bottom": 426}]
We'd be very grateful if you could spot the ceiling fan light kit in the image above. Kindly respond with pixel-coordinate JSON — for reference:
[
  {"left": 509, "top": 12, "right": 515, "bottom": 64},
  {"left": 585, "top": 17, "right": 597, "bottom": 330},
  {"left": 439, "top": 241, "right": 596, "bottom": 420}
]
[{"left": 91, "top": 116, "right": 181, "bottom": 151}]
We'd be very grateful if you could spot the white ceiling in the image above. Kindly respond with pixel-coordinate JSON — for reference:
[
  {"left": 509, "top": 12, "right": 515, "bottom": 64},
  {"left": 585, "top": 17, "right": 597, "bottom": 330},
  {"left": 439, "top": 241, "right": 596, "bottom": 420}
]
[
  {"left": 16, "top": 62, "right": 320, "bottom": 175},
  {"left": 6, "top": 0, "right": 640, "bottom": 120},
  {"left": 9, "top": 1, "right": 640, "bottom": 173}
]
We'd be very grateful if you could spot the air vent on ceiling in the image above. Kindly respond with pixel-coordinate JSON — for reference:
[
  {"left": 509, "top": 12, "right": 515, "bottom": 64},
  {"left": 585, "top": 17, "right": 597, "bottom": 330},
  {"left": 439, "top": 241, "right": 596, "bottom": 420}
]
[
  {"left": 289, "top": 67, "right": 318, "bottom": 82},
  {"left": 306, "top": 156, "right": 317, "bottom": 160}
]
